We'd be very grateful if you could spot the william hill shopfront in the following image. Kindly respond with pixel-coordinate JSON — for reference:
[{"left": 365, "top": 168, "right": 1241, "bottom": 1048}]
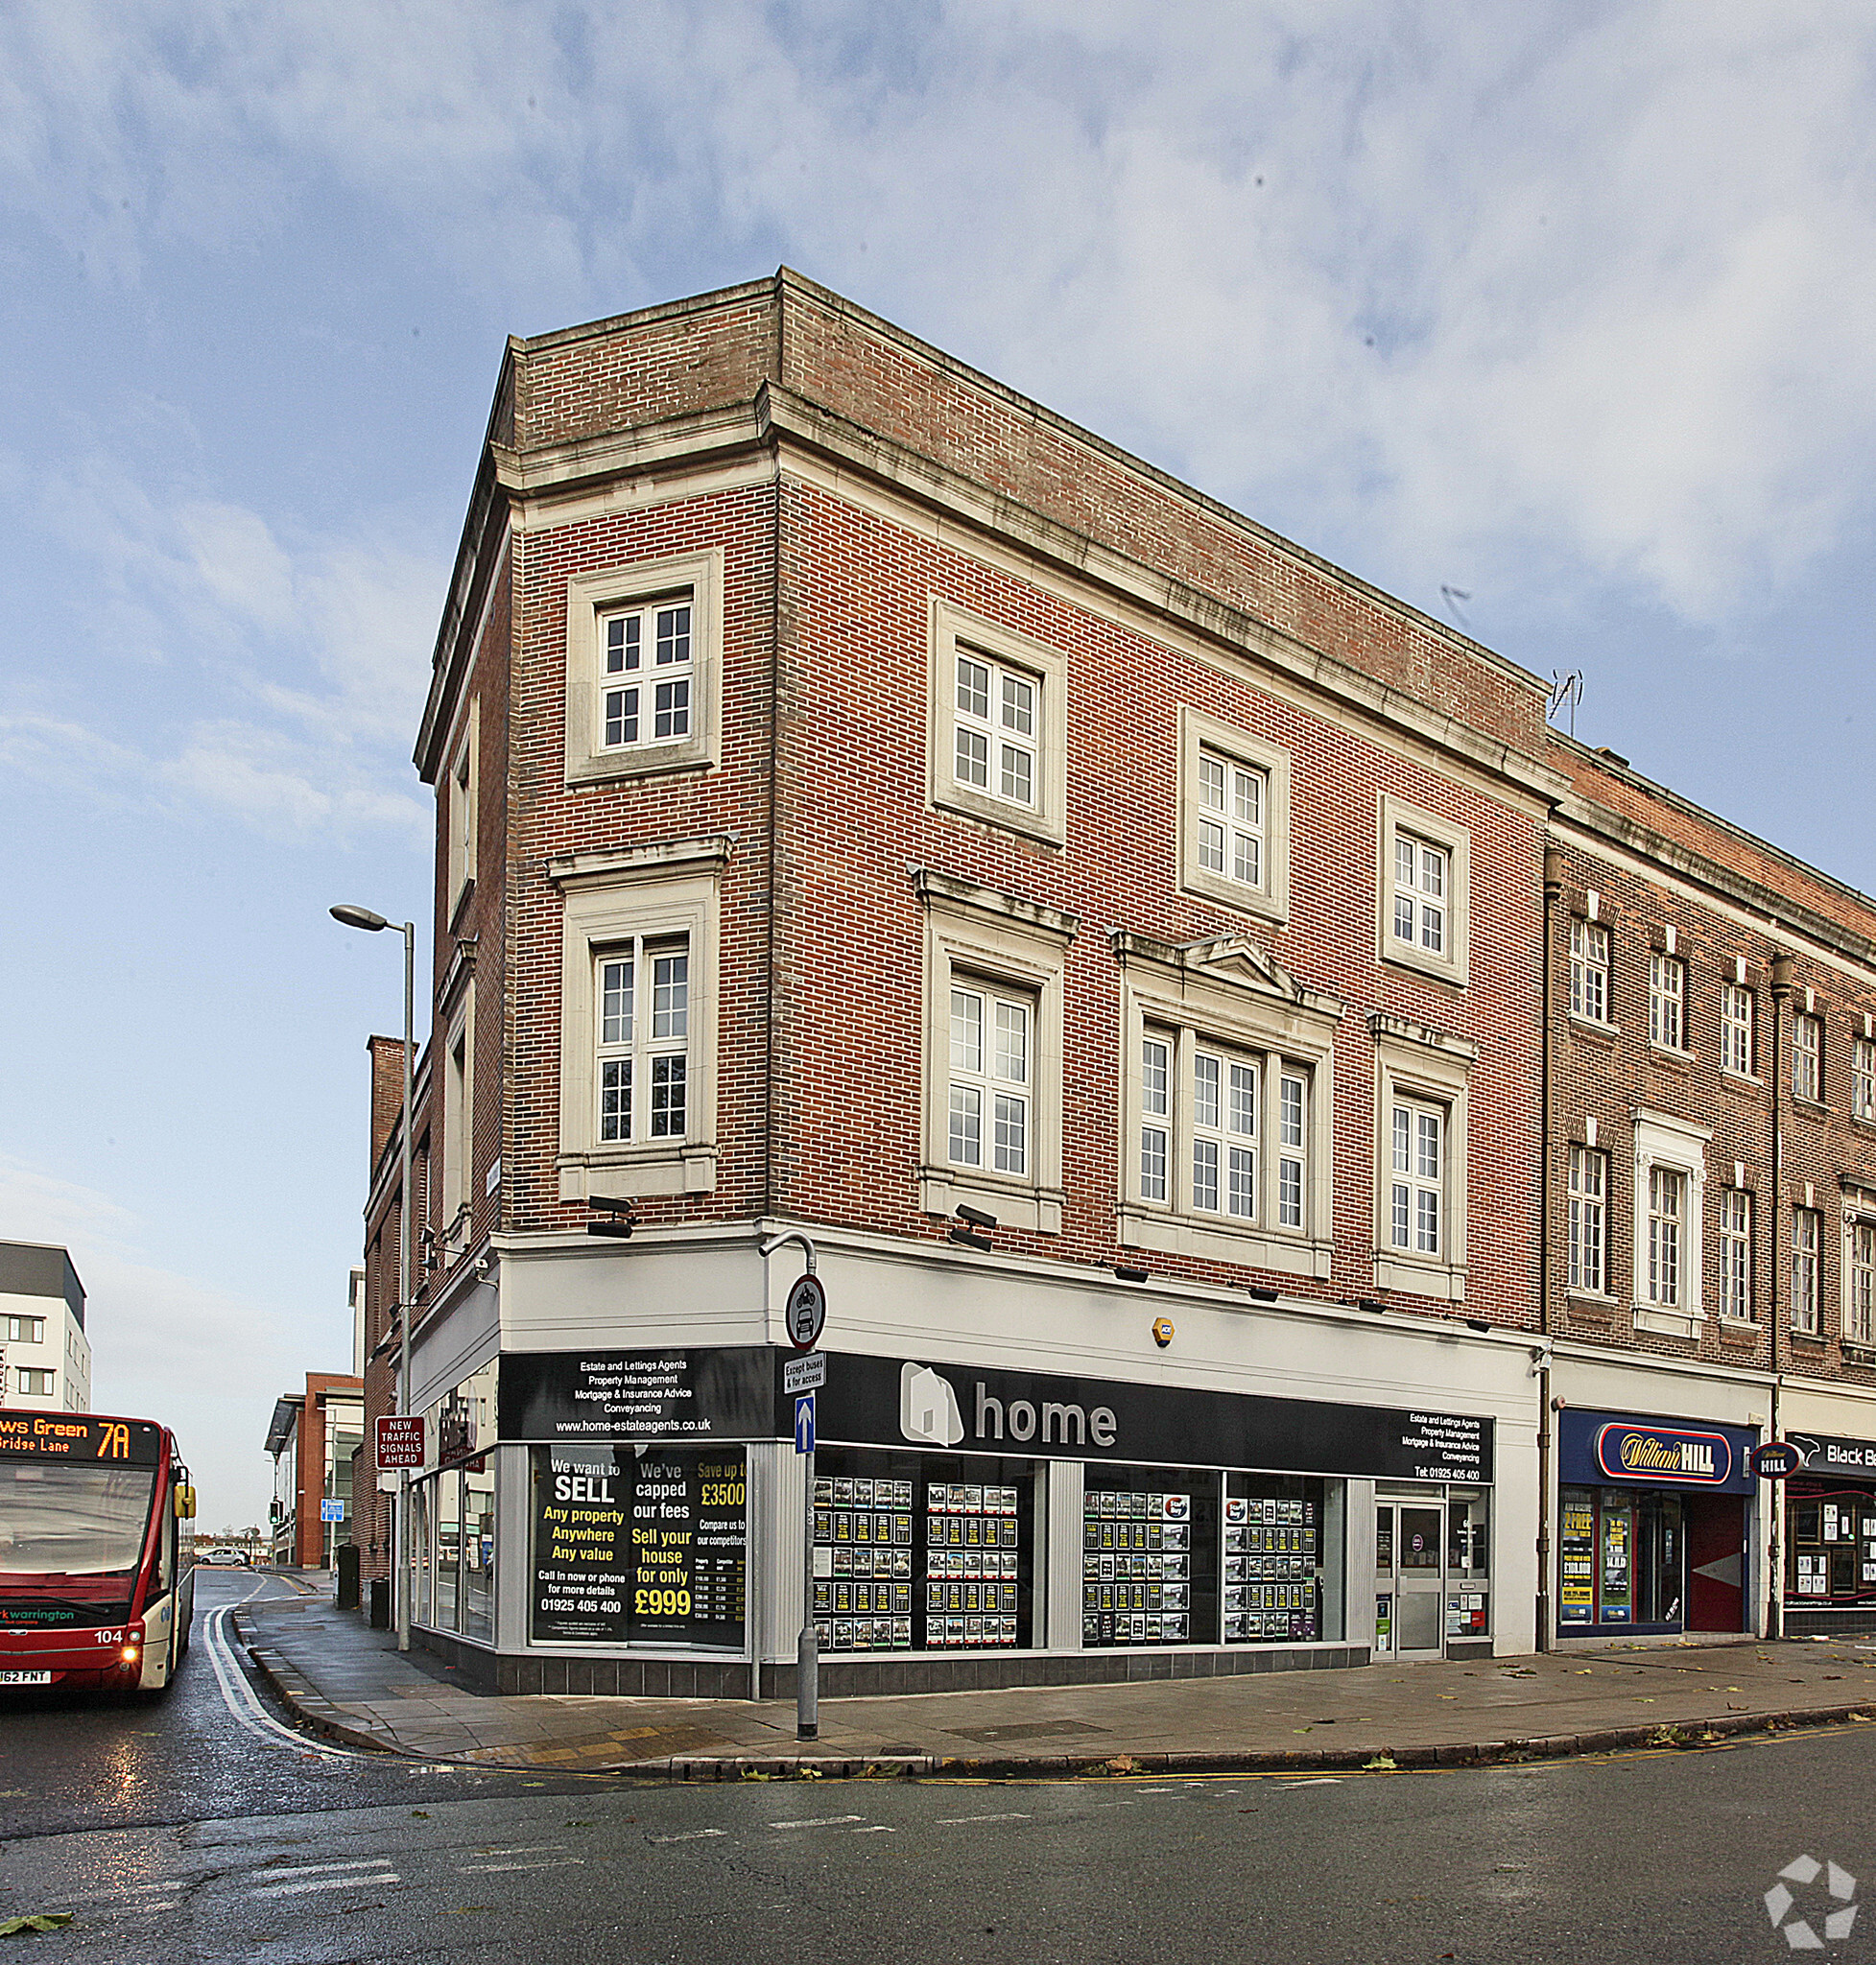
[
  {"left": 415, "top": 1343, "right": 1498, "bottom": 1694},
  {"left": 1556, "top": 1409, "right": 1758, "bottom": 1639}
]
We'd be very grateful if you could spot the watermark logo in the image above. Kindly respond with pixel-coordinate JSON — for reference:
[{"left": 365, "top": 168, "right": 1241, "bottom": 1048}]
[{"left": 1765, "top": 1855, "right": 1857, "bottom": 1951}]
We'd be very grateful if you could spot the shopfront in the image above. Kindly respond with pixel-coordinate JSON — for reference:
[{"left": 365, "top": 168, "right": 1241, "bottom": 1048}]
[
  {"left": 1555, "top": 1409, "right": 1757, "bottom": 1638},
  {"left": 405, "top": 1338, "right": 1500, "bottom": 1693},
  {"left": 1781, "top": 1430, "right": 1876, "bottom": 1635}
]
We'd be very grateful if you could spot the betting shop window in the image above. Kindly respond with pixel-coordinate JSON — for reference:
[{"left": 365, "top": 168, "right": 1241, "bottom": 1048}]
[
  {"left": 563, "top": 551, "right": 723, "bottom": 785},
  {"left": 1377, "top": 793, "right": 1470, "bottom": 987},
  {"left": 1372, "top": 1017, "right": 1474, "bottom": 1302},
  {"left": 916, "top": 869, "right": 1073, "bottom": 1233},
  {"left": 1082, "top": 1467, "right": 1219, "bottom": 1648},
  {"left": 926, "top": 598, "right": 1067, "bottom": 849},
  {"left": 811, "top": 1449, "right": 1037, "bottom": 1656},
  {"left": 549, "top": 837, "right": 727, "bottom": 1202},
  {"left": 1570, "top": 921, "right": 1610, "bottom": 1025},
  {"left": 529, "top": 1446, "right": 748, "bottom": 1651},
  {"left": 1116, "top": 929, "right": 1340, "bottom": 1279},
  {"left": 1176, "top": 707, "right": 1292, "bottom": 924},
  {"left": 1223, "top": 1474, "right": 1342, "bottom": 1645},
  {"left": 1568, "top": 1145, "right": 1608, "bottom": 1296}
]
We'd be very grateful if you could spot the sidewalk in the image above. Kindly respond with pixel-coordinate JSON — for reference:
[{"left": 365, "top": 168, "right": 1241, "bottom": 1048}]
[{"left": 231, "top": 1597, "right": 1876, "bottom": 1780}]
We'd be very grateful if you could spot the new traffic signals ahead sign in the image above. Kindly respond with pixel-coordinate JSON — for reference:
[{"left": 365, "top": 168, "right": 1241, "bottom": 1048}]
[
  {"left": 785, "top": 1273, "right": 827, "bottom": 1350},
  {"left": 375, "top": 1414, "right": 426, "bottom": 1470}
]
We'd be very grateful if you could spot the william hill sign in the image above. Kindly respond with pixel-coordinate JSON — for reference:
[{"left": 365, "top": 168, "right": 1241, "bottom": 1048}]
[{"left": 1558, "top": 1409, "right": 1757, "bottom": 1496}]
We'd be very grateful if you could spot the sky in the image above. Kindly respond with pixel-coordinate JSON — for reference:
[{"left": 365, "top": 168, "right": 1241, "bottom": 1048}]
[{"left": 2, "top": 1, "right": 1872, "bottom": 1530}]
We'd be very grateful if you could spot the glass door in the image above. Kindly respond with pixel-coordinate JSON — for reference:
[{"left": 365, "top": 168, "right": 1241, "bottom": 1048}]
[{"left": 1375, "top": 1502, "right": 1446, "bottom": 1658}]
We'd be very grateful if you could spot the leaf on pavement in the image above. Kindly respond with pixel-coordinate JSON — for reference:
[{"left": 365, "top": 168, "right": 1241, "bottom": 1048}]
[{"left": 1, "top": 1914, "right": 75, "bottom": 1935}]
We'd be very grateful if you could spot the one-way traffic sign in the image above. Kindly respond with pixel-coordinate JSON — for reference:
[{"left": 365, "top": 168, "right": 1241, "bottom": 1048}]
[{"left": 794, "top": 1394, "right": 816, "bottom": 1456}]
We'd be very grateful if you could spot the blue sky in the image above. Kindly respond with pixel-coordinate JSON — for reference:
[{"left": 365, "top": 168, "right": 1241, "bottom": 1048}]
[{"left": 4, "top": 2, "right": 1872, "bottom": 1528}]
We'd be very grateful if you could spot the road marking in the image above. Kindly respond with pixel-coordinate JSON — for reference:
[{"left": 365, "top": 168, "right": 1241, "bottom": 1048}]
[
  {"left": 770, "top": 1815, "right": 864, "bottom": 1829},
  {"left": 1281, "top": 1778, "right": 1344, "bottom": 1788},
  {"left": 459, "top": 1858, "right": 585, "bottom": 1873},
  {"left": 472, "top": 1844, "right": 567, "bottom": 1857},
  {"left": 252, "top": 1859, "right": 394, "bottom": 1882},
  {"left": 250, "top": 1874, "right": 402, "bottom": 1899},
  {"left": 937, "top": 1811, "right": 1031, "bottom": 1825},
  {"left": 651, "top": 1829, "right": 727, "bottom": 1843},
  {"left": 200, "top": 1604, "right": 361, "bottom": 1762},
  {"left": 852, "top": 1826, "right": 896, "bottom": 1835}
]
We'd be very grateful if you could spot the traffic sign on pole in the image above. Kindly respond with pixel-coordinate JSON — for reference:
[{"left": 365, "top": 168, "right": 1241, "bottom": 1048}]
[
  {"left": 794, "top": 1393, "right": 816, "bottom": 1456},
  {"left": 783, "top": 1352, "right": 826, "bottom": 1394},
  {"left": 785, "top": 1273, "right": 827, "bottom": 1350},
  {"left": 375, "top": 1414, "right": 425, "bottom": 1470},
  {"left": 320, "top": 1499, "right": 345, "bottom": 1524}
]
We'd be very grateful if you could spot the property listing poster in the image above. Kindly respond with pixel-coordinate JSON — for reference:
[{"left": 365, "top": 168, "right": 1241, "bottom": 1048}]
[{"left": 530, "top": 1446, "right": 747, "bottom": 1648}]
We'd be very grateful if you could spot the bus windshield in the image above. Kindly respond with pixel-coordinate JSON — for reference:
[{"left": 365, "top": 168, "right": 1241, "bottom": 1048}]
[{"left": 0, "top": 1460, "right": 157, "bottom": 1577}]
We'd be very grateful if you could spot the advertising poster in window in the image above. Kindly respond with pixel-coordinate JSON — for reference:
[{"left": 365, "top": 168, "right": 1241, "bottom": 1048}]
[{"left": 530, "top": 1446, "right": 747, "bottom": 1649}]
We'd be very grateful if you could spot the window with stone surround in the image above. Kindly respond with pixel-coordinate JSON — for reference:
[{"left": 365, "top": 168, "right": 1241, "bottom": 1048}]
[
  {"left": 1629, "top": 1108, "right": 1712, "bottom": 1340},
  {"left": 1176, "top": 708, "right": 1291, "bottom": 924},
  {"left": 1371, "top": 1015, "right": 1475, "bottom": 1302},
  {"left": 926, "top": 600, "right": 1067, "bottom": 849},
  {"left": 1377, "top": 794, "right": 1469, "bottom": 987}
]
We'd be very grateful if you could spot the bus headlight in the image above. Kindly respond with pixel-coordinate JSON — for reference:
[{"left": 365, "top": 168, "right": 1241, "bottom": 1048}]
[{"left": 121, "top": 1645, "right": 140, "bottom": 1664}]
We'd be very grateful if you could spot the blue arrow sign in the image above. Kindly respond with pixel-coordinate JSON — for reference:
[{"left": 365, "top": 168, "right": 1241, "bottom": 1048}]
[{"left": 794, "top": 1393, "right": 816, "bottom": 1456}]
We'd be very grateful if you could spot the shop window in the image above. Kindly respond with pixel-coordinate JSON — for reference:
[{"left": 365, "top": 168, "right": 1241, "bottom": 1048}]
[
  {"left": 1115, "top": 928, "right": 1340, "bottom": 1277},
  {"left": 1223, "top": 1475, "right": 1341, "bottom": 1646},
  {"left": 529, "top": 1446, "right": 748, "bottom": 1650},
  {"left": 1558, "top": 1486, "right": 1684, "bottom": 1629},
  {"left": 1787, "top": 1488, "right": 1876, "bottom": 1604},
  {"left": 811, "top": 1450, "right": 1038, "bottom": 1656},
  {"left": 1083, "top": 1468, "right": 1218, "bottom": 1648}
]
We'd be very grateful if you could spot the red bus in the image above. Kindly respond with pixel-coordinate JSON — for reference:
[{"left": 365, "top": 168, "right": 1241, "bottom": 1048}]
[{"left": 0, "top": 1411, "right": 197, "bottom": 1693}]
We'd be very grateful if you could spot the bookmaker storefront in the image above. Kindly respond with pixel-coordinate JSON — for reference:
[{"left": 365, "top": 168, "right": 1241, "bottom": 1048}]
[
  {"left": 1779, "top": 1389, "right": 1876, "bottom": 1635},
  {"left": 1555, "top": 1409, "right": 1759, "bottom": 1639},
  {"left": 403, "top": 1341, "right": 1497, "bottom": 1696}
]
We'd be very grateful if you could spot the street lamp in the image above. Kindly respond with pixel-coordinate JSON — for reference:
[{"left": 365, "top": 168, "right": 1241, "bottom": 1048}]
[{"left": 331, "top": 903, "right": 416, "bottom": 1654}]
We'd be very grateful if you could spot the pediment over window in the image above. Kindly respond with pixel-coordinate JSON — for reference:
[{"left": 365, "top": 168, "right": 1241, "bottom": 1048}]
[{"left": 1109, "top": 928, "right": 1343, "bottom": 1021}]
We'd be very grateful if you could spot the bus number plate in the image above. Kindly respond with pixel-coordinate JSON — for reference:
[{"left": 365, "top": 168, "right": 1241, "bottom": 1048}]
[{"left": 1, "top": 1671, "right": 52, "bottom": 1686}]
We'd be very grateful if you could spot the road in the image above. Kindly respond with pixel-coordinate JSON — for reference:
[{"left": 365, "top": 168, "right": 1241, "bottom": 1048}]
[{"left": 0, "top": 1570, "right": 1868, "bottom": 1962}]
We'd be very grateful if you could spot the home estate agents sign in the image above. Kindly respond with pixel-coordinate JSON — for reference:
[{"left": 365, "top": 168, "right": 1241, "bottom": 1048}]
[{"left": 500, "top": 1349, "right": 774, "bottom": 1444}]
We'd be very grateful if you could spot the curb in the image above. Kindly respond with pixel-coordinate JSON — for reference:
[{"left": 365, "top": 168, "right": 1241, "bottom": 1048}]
[{"left": 227, "top": 1615, "right": 1876, "bottom": 1782}]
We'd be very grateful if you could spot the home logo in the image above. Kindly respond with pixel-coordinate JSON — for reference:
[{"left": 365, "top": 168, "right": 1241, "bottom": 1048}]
[
  {"left": 1764, "top": 1855, "right": 1857, "bottom": 1950},
  {"left": 899, "top": 1363, "right": 964, "bottom": 1447}
]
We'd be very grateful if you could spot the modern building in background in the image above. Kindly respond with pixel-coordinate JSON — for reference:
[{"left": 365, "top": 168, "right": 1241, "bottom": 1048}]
[
  {"left": 0, "top": 1242, "right": 91, "bottom": 1413},
  {"left": 346, "top": 271, "right": 1876, "bottom": 1697},
  {"left": 266, "top": 1370, "right": 364, "bottom": 1568}
]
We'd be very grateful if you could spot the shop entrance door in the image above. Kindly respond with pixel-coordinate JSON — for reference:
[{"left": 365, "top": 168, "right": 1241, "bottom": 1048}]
[
  {"left": 1376, "top": 1503, "right": 1445, "bottom": 1658},
  {"left": 1685, "top": 1494, "right": 1745, "bottom": 1631}
]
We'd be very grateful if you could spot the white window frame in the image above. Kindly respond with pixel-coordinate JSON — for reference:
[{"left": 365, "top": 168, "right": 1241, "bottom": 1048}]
[
  {"left": 3, "top": 1316, "right": 45, "bottom": 1345},
  {"left": 1648, "top": 954, "right": 1687, "bottom": 1054},
  {"left": 947, "top": 980, "right": 1033, "bottom": 1179},
  {"left": 1176, "top": 707, "right": 1291, "bottom": 924},
  {"left": 595, "top": 937, "right": 693, "bottom": 1148},
  {"left": 447, "top": 698, "right": 479, "bottom": 927},
  {"left": 1629, "top": 1108, "right": 1711, "bottom": 1339},
  {"left": 1792, "top": 1011, "right": 1823, "bottom": 1104},
  {"left": 1792, "top": 1206, "right": 1822, "bottom": 1336},
  {"left": 927, "top": 599, "right": 1067, "bottom": 848},
  {"left": 1718, "top": 1188, "right": 1755, "bottom": 1326},
  {"left": 1116, "top": 931, "right": 1340, "bottom": 1278},
  {"left": 1569, "top": 920, "right": 1610, "bottom": 1026},
  {"left": 1842, "top": 1204, "right": 1876, "bottom": 1348},
  {"left": 15, "top": 1367, "right": 54, "bottom": 1398},
  {"left": 1567, "top": 1144, "right": 1608, "bottom": 1297},
  {"left": 1722, "top": 982, "right": 1756, "bottom": 1078},
  {"left": 1645, "top": 1165, "right": 1685, "bottom": 1308},
  {"left": 1854, "top": 1038, "right": 1876, "bottom": 1124},
  {"left": 1371, "top": 1015, "right": 1474, "bottom": 1301},
  {"left": 548, "top": 837, "right": 728, "bottom": 1201},
  {"left": 917, "top": 869, "right": 1073, "bottom": 1232},
  {"left": 563, "top": 550, "right": 724, "bottom": 786},
  {"left": 1376, "top": 793, "right": 1470, "bottom": 987}
]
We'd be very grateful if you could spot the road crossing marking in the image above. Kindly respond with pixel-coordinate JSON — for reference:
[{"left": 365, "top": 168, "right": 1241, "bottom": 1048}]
[
  {"left": 937, "top": 1812, "right": 1031, "bottom": 1825},
  {"left": 651, "top": 1828, "right": 726, "bottom": 1843},
  {"left": 252, "top": 1858, "right": 395, "bottom": 1882},
  {"left": 769, "top": 1815, "right": 864, "bottom": 1829},
  {"left": 459, "top": 1858, "right": 585, "bottom": 1873},
  {"left": 250, "top": 1874, "right": 402, "bottom": 1899}
]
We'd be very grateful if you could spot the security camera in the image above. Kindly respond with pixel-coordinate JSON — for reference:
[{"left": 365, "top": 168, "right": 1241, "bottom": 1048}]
[{"left": 954, "top": 1203, "right": 998, "bottom": 1230}]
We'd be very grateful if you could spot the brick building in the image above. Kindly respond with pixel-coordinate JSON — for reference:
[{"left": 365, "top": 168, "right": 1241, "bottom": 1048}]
[
  {"left": 1543, "top": 737, "right": 1876, "bottom": 1642},
  {"left": 266, "top": 1370, "right": 364, "bottom": 1569},
  {"left": 349, "top": 270, "right": 1572, "bottom": 1693}
]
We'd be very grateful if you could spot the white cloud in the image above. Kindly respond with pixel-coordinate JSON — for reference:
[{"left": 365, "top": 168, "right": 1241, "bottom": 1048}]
[{"left": 0, "top": 1156, "right": 302, "bottom": 1527}]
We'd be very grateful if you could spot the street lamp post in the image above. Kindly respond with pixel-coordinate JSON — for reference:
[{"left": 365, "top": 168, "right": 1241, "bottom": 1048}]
[{"left": 331, "top": 903, "right": 416, "bottom": 1654}]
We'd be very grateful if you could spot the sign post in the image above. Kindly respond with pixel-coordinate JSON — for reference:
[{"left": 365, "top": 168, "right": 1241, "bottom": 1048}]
[{"left": 759, "top": 1229, "right": 825, "bottom": 1744}]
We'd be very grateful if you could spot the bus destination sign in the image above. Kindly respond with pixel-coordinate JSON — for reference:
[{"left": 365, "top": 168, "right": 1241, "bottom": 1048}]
[{"left": 0, "top": 1414, "right": 162, "bottom": 1464}]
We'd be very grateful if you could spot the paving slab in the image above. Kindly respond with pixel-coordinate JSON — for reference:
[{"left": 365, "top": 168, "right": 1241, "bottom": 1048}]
[{"left": 231, "top": 1594, "right": 1876, "bottom": 1779}]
